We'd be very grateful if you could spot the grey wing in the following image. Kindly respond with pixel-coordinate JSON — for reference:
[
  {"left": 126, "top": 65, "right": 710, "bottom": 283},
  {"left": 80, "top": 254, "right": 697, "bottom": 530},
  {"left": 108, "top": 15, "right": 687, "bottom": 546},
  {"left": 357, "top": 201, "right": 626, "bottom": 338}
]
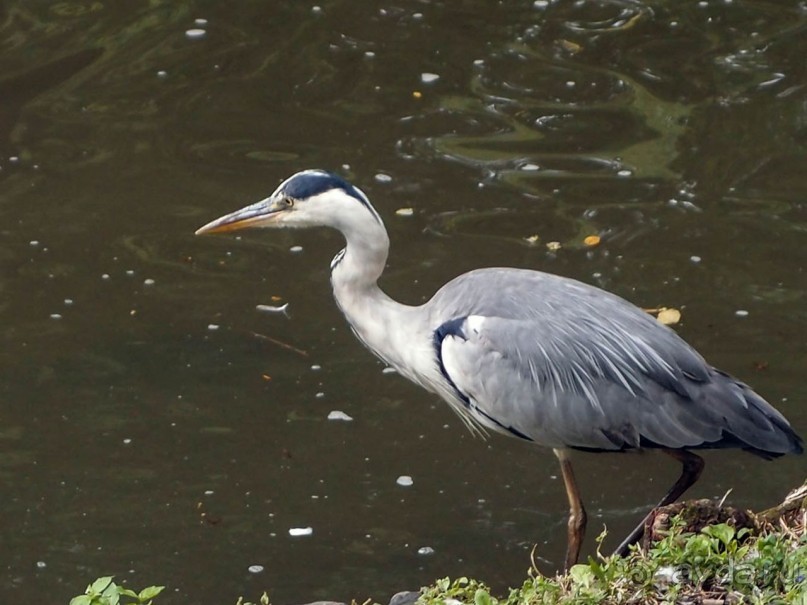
[{"left": 430, "top": 272, "right": 802, "bottom": 456}]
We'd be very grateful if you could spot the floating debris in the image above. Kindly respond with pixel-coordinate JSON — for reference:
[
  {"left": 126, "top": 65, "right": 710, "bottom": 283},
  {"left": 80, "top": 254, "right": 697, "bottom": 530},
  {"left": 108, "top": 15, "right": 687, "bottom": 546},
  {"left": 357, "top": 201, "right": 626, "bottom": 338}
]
[
  {"left": 396, "top": 475, "right": 414, "bottom": 487},
  {"left": 327, "top": 410, "right": 353, "bottom": 422},
  {"left": 248, "top": 565, "right": 264, "bottom": 574},
  {"left": 143, "top": 278, "right": 155, "bottom": 286},
  {"left": 412, "top": 90, "right": 423, "bottom": 99},
  {"left": 185, "top": 28, "right": 206, "bottom": 39},
  {"left": 207, "top": 324, "right": 220, "bottom": 331},
  {"left": 289, "top": 527, "right": 313, "bottom": 537},
  {"left": 395, "top": 207, "right": 414, "bottom": 217},
  {"left": 583, "top": 235, "right": 601, "bottom": 247},
  {"left": 256, "top": 302, "right": 290, "bottom": 317},
  {"left": 417, "top": 546, "right": 435, "bottom": 555},
  {"left": 289, "top": 245, "right": 303, "bottom": 253},
  {"left": 735, "top": 309, "right": 749, "bottom": 318},
  {"left": 374, "top": 173, "right": 392, "bottom": 183},
  {"left": 420, "top": 73, "right": 440, "bottom": 84},
  {"left": 524, "top": 234, "right": 540, "bottom": 245},
  {"left": 546, "top": 241, "right": 561, "bottom": 251},
  {"left": 644, "top": 307, "right": 682, "bottom": 326}
]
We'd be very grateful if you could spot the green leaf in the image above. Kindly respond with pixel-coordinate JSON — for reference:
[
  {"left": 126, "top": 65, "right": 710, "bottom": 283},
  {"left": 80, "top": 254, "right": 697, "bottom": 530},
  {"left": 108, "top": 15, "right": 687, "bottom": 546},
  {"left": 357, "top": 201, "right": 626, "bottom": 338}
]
[
  {"left": 138, "top": 585, "right": 165, "bottom": 602},
  {"left": 474, "top": 588, "right": 492, "bottom": 605},
  {"left": 118, "top": 588, "right": 139, "bottom": 599},
  {"left": 90, "top": 577, "right": 116, "bottom": 594},
  {"left": 69, "top": 596, "right": 93, "bottom": 605}
]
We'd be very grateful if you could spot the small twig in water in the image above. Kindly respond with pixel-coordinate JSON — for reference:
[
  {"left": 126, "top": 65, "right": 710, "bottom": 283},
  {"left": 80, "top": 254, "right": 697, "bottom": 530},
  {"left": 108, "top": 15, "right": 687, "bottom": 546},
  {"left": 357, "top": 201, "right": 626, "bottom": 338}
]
[{"left": 251, "top": 332, "right": 308, "bottom": 357}]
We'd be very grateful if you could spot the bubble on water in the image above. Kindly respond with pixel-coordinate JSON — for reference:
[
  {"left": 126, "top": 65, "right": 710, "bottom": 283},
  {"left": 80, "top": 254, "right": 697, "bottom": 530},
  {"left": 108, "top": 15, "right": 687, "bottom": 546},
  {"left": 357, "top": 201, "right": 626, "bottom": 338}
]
[{"left": 248, "top": 565, "right": 264, "bottom": 574}]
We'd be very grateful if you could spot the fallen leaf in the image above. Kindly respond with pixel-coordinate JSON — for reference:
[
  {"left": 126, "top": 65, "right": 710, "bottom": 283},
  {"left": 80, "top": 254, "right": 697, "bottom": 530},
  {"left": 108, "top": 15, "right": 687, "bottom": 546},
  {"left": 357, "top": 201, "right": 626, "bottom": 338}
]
[
  {"left": 656, "top": 308, "right": 681, "bottom": 325},
  {"left": 583, "top": 234, "right": 601, "bottom": 247}
]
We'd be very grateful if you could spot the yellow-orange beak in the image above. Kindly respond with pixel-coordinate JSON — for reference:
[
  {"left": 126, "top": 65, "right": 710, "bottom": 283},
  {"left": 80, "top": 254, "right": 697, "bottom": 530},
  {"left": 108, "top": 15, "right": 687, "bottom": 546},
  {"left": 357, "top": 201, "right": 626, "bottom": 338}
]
[{"left": 195, "top": 197, "right": 285, "bottom": 235}]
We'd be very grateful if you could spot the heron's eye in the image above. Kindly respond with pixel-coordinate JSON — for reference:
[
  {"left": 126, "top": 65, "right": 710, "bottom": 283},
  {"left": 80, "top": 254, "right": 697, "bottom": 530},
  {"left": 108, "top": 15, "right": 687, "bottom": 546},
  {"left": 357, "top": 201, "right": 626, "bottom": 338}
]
[{"left": 285, "top": 197, "right": 295, "bottom": 208}]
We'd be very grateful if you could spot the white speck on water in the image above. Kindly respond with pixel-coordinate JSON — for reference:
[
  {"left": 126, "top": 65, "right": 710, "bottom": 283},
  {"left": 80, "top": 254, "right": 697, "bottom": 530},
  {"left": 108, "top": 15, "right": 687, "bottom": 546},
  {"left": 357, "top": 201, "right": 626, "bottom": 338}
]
[
  {"left": 126, "top": 270, "right": 135, "bottom": 276},
  {"left": 204, "top": 490, "right": 214, "bottom": 495},
  {"left": 374, "top": 173, "right": 392, "bottom": 183},
  {"left": 101, "top": 273, "right": 110, "bottom": 280},
  {"left": 50, "top": 313, "right": 62, "bottom": 320},
  {"left": 327, "top": 410, "right": 353, "bottom": 421},
  {"left": 9, "top": 156, "right": 19, "bottom": 163},
  {"left": 64, "top": 299, "right": 73, "bottom": 305},
  {"left": 521, "top": 163, "right": 540, "bottom": 171},
  {"left": 382, "top": 367, "right": 397, "bottom": 374},
  {"left": 417, "top": 546, "right": 435, "bottom": 555},
  {"left": 473, "top": 59, "right": 484, "bottom": 66},
  {"left": 315, "top": 391, "right": 325, "bottom": 399},
  {"left": 29, "top": 240, "right": 39, "bottom": 246},
  {"left": 617, "top": 169, "right": 633, "bottom": 177},
  {"left": 207, "top": 324, "right": 220, "bottom": 331},
  {"left": 123, "top": 438, "right": 132, "bottom": 445},
  {"left": 533, "top": 0, "right": 549, "bottom": 7},
  {"left": 312, "top": 5, "right": 323, "bottom": 14},
  {"left": 365, "top": 51, "right": 376, "bottom": 58},
  {"left": 310, "top": 364, "right": 321, "bottom": 371},
  {"left": 396, "top": 475, "right": 414, "bottom": 487},
  {"left": 412, "top": 12, "right": 423, "bottom": 19},
  {"left": 735, "top": 309, "right": 749, "bottom": 317},
  {"left": 143, "top": 278, "right": 155, "bottom": 286},
  {"left": 289, "top": 245, "right": 303, "bottom": 253},
  {"left": 420, "top": 72, "right": 440, "bottom": 84},
  {"left": 36, "top": 561, "right": 47, "bottom": 569},
  {"left": 566, "top": 80, "right": 576, "bottom": 87},
  {"left": 194, "top": 18, "right": 208, "bottom": 25},
  {"left": 690, "top": 255, "right": 702, "bottom": 263},
  {"left": 248, "top": 565, "right": 264, "bottom": 574},
  {"left": 395, "top": 207, "right": 414, "bottom": 216},
  {"left": 289, "top": 527, "right": 313, "bottom": 537},
  {"left": 156, "top": 70, "right": 168, "bottom": 79},
  {"left": 185, "top": 28, "right": 206, "bottom": 39}
]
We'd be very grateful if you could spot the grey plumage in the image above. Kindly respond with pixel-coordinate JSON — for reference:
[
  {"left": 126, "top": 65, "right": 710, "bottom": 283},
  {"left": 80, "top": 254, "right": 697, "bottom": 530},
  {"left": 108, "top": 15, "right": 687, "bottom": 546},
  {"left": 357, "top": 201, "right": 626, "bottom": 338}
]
[
  {"left": 428, "top": 268, "right": 799, "bottom": 457},
  {"left": 196, "top": 169, "right": 802, "bottom": 568}
]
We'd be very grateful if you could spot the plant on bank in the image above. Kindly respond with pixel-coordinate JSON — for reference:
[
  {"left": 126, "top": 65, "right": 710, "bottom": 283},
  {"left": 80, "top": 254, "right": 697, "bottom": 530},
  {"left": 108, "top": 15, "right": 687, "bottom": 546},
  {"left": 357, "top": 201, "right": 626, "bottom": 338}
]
[
  {"left": 70, "top": 576, "right": 164, "bottom": 605},
  {"left": 419, "top": 519, "right": 807, "bottom": 605}
]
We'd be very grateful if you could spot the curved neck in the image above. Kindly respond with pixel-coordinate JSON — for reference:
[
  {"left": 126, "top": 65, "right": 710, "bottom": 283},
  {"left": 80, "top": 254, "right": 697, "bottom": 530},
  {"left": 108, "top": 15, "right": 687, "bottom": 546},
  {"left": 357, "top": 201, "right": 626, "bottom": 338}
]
[{"left": 329, "top": 218, "right": 427, "bottom": 381}]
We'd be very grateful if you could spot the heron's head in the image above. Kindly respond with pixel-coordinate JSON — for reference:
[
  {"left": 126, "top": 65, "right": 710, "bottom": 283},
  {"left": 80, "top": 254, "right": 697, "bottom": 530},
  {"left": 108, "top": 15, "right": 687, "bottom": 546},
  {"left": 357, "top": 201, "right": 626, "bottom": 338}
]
[{"left": 195, "top": 169, "right": 381, "bottom": 236}]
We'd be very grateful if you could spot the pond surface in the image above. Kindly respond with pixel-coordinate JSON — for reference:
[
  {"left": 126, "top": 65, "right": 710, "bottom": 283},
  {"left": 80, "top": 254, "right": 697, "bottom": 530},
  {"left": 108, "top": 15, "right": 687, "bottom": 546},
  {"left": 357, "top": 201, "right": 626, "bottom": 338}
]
[{"left": 1, "top": 1, "right": 805, "bottom": 603}]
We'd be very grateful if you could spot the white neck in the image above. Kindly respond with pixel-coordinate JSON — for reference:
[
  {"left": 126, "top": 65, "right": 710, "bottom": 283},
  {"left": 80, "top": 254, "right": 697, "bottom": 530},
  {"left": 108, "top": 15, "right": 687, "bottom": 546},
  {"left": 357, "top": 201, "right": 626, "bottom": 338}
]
[{"left": 329, "top": 217, "right": 431, "bottom": 384}]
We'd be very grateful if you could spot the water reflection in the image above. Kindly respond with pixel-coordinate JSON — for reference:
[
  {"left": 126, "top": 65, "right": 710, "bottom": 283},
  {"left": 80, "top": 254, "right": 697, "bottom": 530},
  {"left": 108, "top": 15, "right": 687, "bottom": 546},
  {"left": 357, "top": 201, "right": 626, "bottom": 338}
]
[{"left": 0, "top": 1, "right": 804, "bottom": 604}]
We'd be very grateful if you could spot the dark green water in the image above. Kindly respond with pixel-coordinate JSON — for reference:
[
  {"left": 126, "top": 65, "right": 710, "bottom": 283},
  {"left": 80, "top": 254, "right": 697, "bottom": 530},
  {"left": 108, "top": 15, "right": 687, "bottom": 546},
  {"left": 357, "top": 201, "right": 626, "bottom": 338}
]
[{"left": 0, "top": 1, "right": 805, "bottom": 603}]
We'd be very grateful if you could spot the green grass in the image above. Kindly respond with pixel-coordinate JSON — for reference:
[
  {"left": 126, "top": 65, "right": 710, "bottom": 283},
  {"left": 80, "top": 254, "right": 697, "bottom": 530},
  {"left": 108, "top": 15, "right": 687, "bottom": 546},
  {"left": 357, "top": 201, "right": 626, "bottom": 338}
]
[{"left": 419, "top": 517, "right": 807, "bottom": 605}]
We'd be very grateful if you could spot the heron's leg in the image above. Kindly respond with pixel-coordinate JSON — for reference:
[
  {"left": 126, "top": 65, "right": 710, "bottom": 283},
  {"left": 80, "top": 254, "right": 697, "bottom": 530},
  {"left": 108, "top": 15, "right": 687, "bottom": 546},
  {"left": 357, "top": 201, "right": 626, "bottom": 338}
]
[
  {"left": 554, "top": 448, "right": 587, "bottom": 569},
  {"left": 613, "top": 449, "right": 705, "bottom": 557}
]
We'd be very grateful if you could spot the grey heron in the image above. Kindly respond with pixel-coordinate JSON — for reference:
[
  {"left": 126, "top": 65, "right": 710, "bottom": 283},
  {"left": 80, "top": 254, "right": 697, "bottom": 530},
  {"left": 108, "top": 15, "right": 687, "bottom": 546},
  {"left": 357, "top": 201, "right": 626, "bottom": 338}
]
[{"left": 196, "top": 169, "right": 803, "bottom": 568}]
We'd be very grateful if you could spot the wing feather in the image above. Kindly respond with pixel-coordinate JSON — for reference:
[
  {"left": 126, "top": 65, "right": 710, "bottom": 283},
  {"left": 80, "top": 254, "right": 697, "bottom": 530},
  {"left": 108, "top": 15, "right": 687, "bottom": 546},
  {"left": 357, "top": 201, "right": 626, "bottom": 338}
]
[{"left": 428, "top": 268, "right": 802, "bottom": 455}]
